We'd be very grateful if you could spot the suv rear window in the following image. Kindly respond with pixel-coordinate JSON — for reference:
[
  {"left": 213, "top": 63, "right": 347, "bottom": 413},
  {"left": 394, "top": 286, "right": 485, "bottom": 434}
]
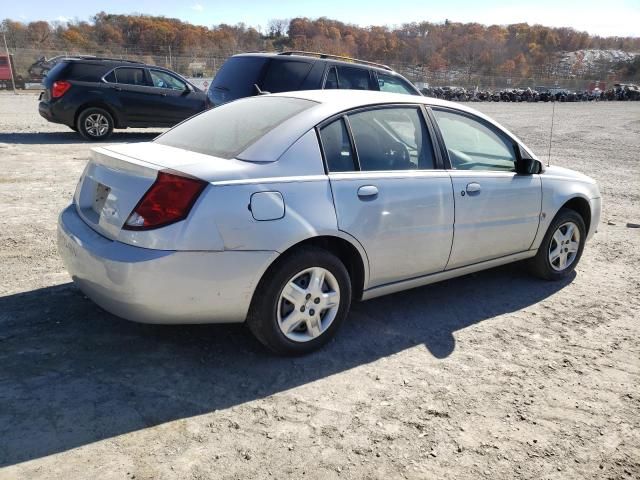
[
  {"left": 208, "top": 56, "right": 269, "bottom": 106},
  {"left": 155, "top": 96, "right": 316, "bottom": 159},
  {"left": 66, "top": 63, "right": 110, "bottom": 81},
  {"left": 261, "top": 60, "right": 313, "bottom": 93}
]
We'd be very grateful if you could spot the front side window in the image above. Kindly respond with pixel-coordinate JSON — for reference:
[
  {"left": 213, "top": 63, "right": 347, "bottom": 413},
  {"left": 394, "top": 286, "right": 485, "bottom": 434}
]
[
  {"left": 319, "top": 118, "right": 356, "bottom": 172},
  {"left": 336, "top": 66, "right": 371, "bottom": 90},
  {"left": 115, "top": 67, "right": 148, "bottom": 86},
  {"left": 150, "top": 70, "right": 186, "bottom": 90},
  {"left": 348, "top": 107, "right": 435, "bottom": 171},
  {"left": 261, "top": 60, "right": 313, "bottom": 93},
  {"left": 377, "top": 72, "right": 417, "bottom": 95},
  {"left": 432, "top": 109, "right": 517, "bottom": 171},
  {"left": 155, "top": 96, "right": 316, "bottom": 159}
]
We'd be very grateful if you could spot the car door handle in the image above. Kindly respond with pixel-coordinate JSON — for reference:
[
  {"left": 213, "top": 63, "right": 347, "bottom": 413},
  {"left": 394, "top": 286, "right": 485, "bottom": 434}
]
[
  {"left": 112, "top": 86, "right": 122, "bottom": 91},
  {"left": 465, "top": 182, "right": 481, "bottom": 194},
  {"left": 357, "top": 185, "right": 379, "bottom": 199}
]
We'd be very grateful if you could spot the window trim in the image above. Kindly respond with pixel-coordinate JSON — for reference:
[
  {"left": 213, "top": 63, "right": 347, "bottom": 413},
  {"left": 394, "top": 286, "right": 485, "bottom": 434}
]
[
  {"left": 316, "top": 103, "right": 443, "bottom": 173},
  {"left": 429, "top": 106, "right": 524, "bottom": 172}
]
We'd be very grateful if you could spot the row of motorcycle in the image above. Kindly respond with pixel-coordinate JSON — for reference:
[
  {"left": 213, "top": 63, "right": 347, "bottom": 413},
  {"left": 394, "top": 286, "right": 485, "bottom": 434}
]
[{"left": 420, "top": 84, "right": 640, "bottom": 102}]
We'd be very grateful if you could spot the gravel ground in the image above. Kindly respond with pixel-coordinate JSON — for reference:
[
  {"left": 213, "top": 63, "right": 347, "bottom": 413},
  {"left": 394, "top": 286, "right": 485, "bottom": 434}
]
[{"left": 0, "top": 92, "right": 638, "bottom": 480}]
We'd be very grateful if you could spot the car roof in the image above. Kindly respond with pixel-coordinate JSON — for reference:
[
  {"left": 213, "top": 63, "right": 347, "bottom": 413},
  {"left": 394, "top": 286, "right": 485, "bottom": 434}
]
[
  {"left": 238, "top": 90, "right": 535, "bottom": 163},
  {"left": 233, "top": 52, "right": 400, "bottom": 75}
]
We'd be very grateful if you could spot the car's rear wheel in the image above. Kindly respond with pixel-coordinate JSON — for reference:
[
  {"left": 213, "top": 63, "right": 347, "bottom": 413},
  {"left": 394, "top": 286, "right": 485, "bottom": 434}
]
[
  {"left": 529, "top": 208, "right": 586, "bottom": 280},
  {"left": 77, "top": 107, "right": 114, "bottom": 141},
  {"left": 247, "top": 247, "right": 352, "bottom": 355}
]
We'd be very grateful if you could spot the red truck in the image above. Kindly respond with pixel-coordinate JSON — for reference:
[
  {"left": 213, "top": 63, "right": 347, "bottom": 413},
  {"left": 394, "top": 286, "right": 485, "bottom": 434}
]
[{"left": 0, "top": 54, "right": 26, "bottom": 90}]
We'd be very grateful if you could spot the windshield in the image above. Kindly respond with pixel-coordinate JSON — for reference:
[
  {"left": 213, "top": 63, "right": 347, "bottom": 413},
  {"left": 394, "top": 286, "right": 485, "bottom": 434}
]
[{"left": 155, "top": 96, "right": 317, "bottom": 159}]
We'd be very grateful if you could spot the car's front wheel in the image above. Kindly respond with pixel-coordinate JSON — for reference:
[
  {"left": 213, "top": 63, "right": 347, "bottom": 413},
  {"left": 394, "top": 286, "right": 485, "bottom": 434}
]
[
  {"left": 77, "top": 107, "right": 114, "bottom": 141},
  {"left": 247, "top": 247, "right": 352, "bottom": 355},
  {"left": 529, "top": 207, "right": 586, "bottom": 280}
]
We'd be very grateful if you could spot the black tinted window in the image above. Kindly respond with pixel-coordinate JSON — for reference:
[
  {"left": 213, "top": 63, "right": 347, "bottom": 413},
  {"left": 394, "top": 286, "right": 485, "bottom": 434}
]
[
  {"left": 156, "top": 97, "right": 316, "bottom": 159},
  {"left": 337, "top": 66, "right": 371, "bottom": 90},
  {"left": 66, "top": 63, "right": 109, "bottom": 81},
  {"left": 324, "top": 67, "right": 338, "bottom": 89},
  {"left": 348, "top": 108, "right": 434, "bottom": 171},
  {"left": 115, "top": 68, "right": 148, "bottom": 86},
  {"left": 208, "top": 56, "right": 269, "bottom": 106},
  {"left": 261, "top": 60, "right": 313, "bottom": 93},
  {"left": 320, "top": 119, "right": 356, "bottom": 172},
  {"left": 103, "top": 70, "right": 116, "bottom": 83}
]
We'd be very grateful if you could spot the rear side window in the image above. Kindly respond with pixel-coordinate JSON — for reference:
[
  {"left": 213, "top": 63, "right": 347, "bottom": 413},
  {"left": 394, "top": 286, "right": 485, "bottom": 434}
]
[
  {"left": 336, "top": 66, "right": 371, "bottom": 90},
  {"left": 208, "top": 56, "right": 269, "bottom": 105},
  {"left": 348, "top": 107, "right": 435, "bottom": 171},
  {"left": 261, "top": 60, "right": 313, "bottom": 93},
  {"left": 155, "top": 96, "right": 316, "bottom": 159},
  {"left": 319, "top": 119, "right": 356, "bottom": 172},
  {"left": 115, "top": 67, "right": 148, "bottom": 86},
  {"left": 66, "top": 63, "right": 109, "bottom": 82}
]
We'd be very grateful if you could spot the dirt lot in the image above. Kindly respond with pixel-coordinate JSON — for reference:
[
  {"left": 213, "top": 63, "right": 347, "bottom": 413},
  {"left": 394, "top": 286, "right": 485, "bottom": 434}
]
[{"left": 0, "top": 92, "right": 638, "bottom": 480}]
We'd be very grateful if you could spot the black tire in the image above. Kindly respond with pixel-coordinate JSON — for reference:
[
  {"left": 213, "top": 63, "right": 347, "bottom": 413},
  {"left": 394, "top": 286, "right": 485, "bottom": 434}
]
[
  {"left": 529, "top": 207, "right": 586, "bottom": 280},
  {"left": 76, "top": 107, "right": 114, "bottom": 141},
  {"left": 247, "top": 246, "right": 352, "bottom": 355}
]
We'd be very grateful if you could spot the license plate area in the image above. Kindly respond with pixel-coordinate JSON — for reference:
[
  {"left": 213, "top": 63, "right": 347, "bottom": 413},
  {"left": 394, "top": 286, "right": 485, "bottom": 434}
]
[{"left": 93, "top": 183, "right": 111, "bottom": 215}]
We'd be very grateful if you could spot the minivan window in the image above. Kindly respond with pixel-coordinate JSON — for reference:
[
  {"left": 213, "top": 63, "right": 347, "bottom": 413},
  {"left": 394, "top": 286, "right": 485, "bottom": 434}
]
[
  {"left": 115, "top": 67, "right": 148, "bottom": 86},
  {"left": 208, "top": 56, "right": 269, "bottom": 106},
  {"left": 324, "top": 67, "right": 338, "bottom": 89},
  {"left": 156, "top": 96, "right": 316, "bottom": 159},
  {"left": 261, "top": 60, "right": 313, "bottom": 93}
]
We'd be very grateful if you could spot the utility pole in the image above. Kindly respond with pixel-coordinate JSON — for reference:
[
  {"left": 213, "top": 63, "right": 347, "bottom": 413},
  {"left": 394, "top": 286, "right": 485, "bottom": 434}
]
[{"left": 2, "top": 31, "right": 17, "bottom": 94}]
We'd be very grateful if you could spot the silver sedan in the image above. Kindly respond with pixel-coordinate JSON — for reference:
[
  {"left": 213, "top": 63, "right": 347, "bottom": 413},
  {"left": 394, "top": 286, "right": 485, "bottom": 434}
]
[{"left": 58, "top": 90, "right": 601, "bottom": 355}]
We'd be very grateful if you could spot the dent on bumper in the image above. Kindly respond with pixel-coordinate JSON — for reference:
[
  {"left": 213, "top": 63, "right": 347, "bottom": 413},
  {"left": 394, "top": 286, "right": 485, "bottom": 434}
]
[{"left": 57, "top": 205, "right": 278, "bottom": 324}]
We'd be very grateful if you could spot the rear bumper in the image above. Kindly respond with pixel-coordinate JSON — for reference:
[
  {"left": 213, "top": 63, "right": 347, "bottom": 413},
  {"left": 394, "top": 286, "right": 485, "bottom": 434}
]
[
  {"left": 57, "top": 205, "right": 278, "bottom": 324},
  {"left": 39, "top": 100, "right": 75, "bottom": 127}
]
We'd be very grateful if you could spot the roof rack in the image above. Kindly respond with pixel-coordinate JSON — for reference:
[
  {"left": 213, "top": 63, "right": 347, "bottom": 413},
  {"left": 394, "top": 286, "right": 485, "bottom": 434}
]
[
  {"left": 65, "top": 55, "right": 144, "bottom": 64},
  {"left": 278, "top": 51, "right": 393, "bottom": 71}
]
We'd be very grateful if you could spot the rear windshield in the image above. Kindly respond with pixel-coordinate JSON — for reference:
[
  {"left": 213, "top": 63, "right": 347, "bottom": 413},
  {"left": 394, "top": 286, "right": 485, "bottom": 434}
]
[
  {"left": 155, "top": 96, "right": 317, "bottom": 159},
  {"left": 208, "top": 56, "right": 269, "bottom": 106}
]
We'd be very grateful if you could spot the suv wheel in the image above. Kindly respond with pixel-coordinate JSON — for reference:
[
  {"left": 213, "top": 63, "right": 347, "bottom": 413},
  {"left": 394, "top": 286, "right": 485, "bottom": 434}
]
[
  {"left": 247, "top": 246, "right": 352, "bottom": 355},
  {"left": 77, "top": 107, "right": 114, "bottom": 141}
]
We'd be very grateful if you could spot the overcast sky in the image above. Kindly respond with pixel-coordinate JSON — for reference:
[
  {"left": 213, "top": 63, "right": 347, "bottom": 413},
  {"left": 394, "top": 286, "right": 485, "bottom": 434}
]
[{"left": 4, "top": 0, "right": 640, "bottom": 38}]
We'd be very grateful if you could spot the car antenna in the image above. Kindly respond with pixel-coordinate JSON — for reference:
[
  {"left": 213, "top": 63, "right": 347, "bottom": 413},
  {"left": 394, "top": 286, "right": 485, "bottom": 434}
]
[{"left": 547, "top": 99, "right": 556, "bottom": 167}]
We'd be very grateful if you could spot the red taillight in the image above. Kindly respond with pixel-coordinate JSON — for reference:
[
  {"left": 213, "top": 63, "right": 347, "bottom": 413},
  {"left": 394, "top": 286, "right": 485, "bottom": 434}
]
[
  {"left": 123, "top": 170, "right": 207, "bottom": 231},
  {"left": 51, "top": 80, "right": 71, "bottom": 98}
]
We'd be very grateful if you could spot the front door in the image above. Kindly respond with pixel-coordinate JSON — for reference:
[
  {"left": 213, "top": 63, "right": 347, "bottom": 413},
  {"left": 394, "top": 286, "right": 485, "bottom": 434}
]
[
  {"left": 431, "top": 108, "right": 542, "bottom": 269},
  {"left": 319, "top": 106, "right": 455, "bottom": 288}
]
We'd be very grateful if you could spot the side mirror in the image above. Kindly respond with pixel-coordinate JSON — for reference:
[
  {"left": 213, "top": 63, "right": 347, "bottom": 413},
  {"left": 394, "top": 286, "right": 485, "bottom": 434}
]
[{"left": 515, "top": 145, "right": 543, "bottom": 174}]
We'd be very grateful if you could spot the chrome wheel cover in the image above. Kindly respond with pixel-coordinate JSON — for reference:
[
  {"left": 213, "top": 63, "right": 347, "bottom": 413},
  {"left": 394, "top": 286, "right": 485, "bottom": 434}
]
[
  {"left": 84, "top": 113, "right": 109, "bottom": 137},
  {"left": 548, "top": 221, "right": 580, "bottom": 271},
  {"left": 277, "top": 267, "right": 340, "bottom": 342}
]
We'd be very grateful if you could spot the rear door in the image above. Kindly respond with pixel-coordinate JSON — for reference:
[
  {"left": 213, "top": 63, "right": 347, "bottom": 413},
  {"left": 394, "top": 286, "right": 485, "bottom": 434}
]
[
  {"left": 320, "top": 105, "right": 454, "bottom": 287},
  {"left": 431, "top": 107, "right": 542, "bottom": 269},
  {"left": 147, "top": 69, "right": 205, "bottom": 124},
  {"left": 106, "top": 66, "right": 159, "bottom": 125}
]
